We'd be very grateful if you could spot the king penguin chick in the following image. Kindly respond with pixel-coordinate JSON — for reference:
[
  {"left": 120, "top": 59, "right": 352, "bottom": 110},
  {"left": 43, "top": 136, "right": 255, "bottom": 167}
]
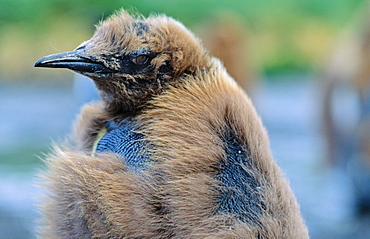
[{"left": 35, "top": 10, "right": 308, "bottom": 239}]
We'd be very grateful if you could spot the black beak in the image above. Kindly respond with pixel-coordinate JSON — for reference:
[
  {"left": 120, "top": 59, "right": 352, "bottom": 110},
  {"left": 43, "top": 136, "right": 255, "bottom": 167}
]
[{"left": 34, "top": 50, "right": 115, "bottom": 74}]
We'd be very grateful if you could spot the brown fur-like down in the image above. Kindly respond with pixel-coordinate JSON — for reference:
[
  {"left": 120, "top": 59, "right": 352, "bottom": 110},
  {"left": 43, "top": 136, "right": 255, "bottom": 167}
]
[{"left": 37, "top": 10, "right": 308, "bottom": 238}]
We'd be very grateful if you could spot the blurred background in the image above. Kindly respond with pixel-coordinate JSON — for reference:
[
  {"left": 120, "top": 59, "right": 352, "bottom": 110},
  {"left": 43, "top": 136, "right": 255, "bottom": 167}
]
[{"left": 1, "top": 0, "right": 369, "bottom": 238}]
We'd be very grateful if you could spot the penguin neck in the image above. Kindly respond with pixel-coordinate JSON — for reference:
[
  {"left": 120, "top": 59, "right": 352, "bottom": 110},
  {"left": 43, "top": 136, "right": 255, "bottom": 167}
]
[{"left": 95, "top": 81, "right": 163, "bottom": 117}]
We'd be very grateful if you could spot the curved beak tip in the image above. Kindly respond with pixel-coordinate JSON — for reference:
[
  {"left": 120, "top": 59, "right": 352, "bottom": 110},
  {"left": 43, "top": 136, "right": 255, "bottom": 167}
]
[{"left": 34, "top": 58, "right": 45, "bottom": 67}]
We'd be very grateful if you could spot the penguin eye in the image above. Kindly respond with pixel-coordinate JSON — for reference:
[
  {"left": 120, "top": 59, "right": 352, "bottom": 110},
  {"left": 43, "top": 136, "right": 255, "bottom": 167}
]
[{"left": 132, "top": 55, "right": 149, "bottom": 65}]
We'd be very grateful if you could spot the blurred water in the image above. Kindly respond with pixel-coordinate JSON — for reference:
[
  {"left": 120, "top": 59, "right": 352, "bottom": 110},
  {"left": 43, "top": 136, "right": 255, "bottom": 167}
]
[
  {"left": 0, "top": 81, "right": 77, "bottom": 238},
  {"left": 0, "top": 81, "right": 76, "bottom": 152},
  {"left": 255, "top": 76, "right": 370, "bottom": 239},
  {"left": 0, "top": 76, "right": 369, "bottom": 238}
]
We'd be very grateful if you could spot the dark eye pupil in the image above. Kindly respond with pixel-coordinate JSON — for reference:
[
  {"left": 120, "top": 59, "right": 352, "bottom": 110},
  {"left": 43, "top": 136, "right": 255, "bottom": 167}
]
[{"left": 133, "top": 55, "right": 148, "bottom": 65}]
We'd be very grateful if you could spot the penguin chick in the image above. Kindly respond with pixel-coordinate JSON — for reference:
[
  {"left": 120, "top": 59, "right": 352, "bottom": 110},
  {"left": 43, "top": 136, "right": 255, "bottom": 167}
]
[{"left": 35, "top": 10, "right": 308, "bottom": 238}]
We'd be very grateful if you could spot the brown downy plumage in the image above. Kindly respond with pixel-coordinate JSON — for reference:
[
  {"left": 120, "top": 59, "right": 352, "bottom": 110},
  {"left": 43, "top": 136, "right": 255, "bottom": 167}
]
[{"left": 35, "top": 10, "right": 308, "bottom": 238}]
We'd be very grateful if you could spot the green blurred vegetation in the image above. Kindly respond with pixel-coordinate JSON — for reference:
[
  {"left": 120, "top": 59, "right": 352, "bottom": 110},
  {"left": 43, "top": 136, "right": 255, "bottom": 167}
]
[
  {"left": 0, "top": 0, "right": 368, "bottom": 78},
  {"left": 0, "top": 144, "right": 46, "bottom": 169}
]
